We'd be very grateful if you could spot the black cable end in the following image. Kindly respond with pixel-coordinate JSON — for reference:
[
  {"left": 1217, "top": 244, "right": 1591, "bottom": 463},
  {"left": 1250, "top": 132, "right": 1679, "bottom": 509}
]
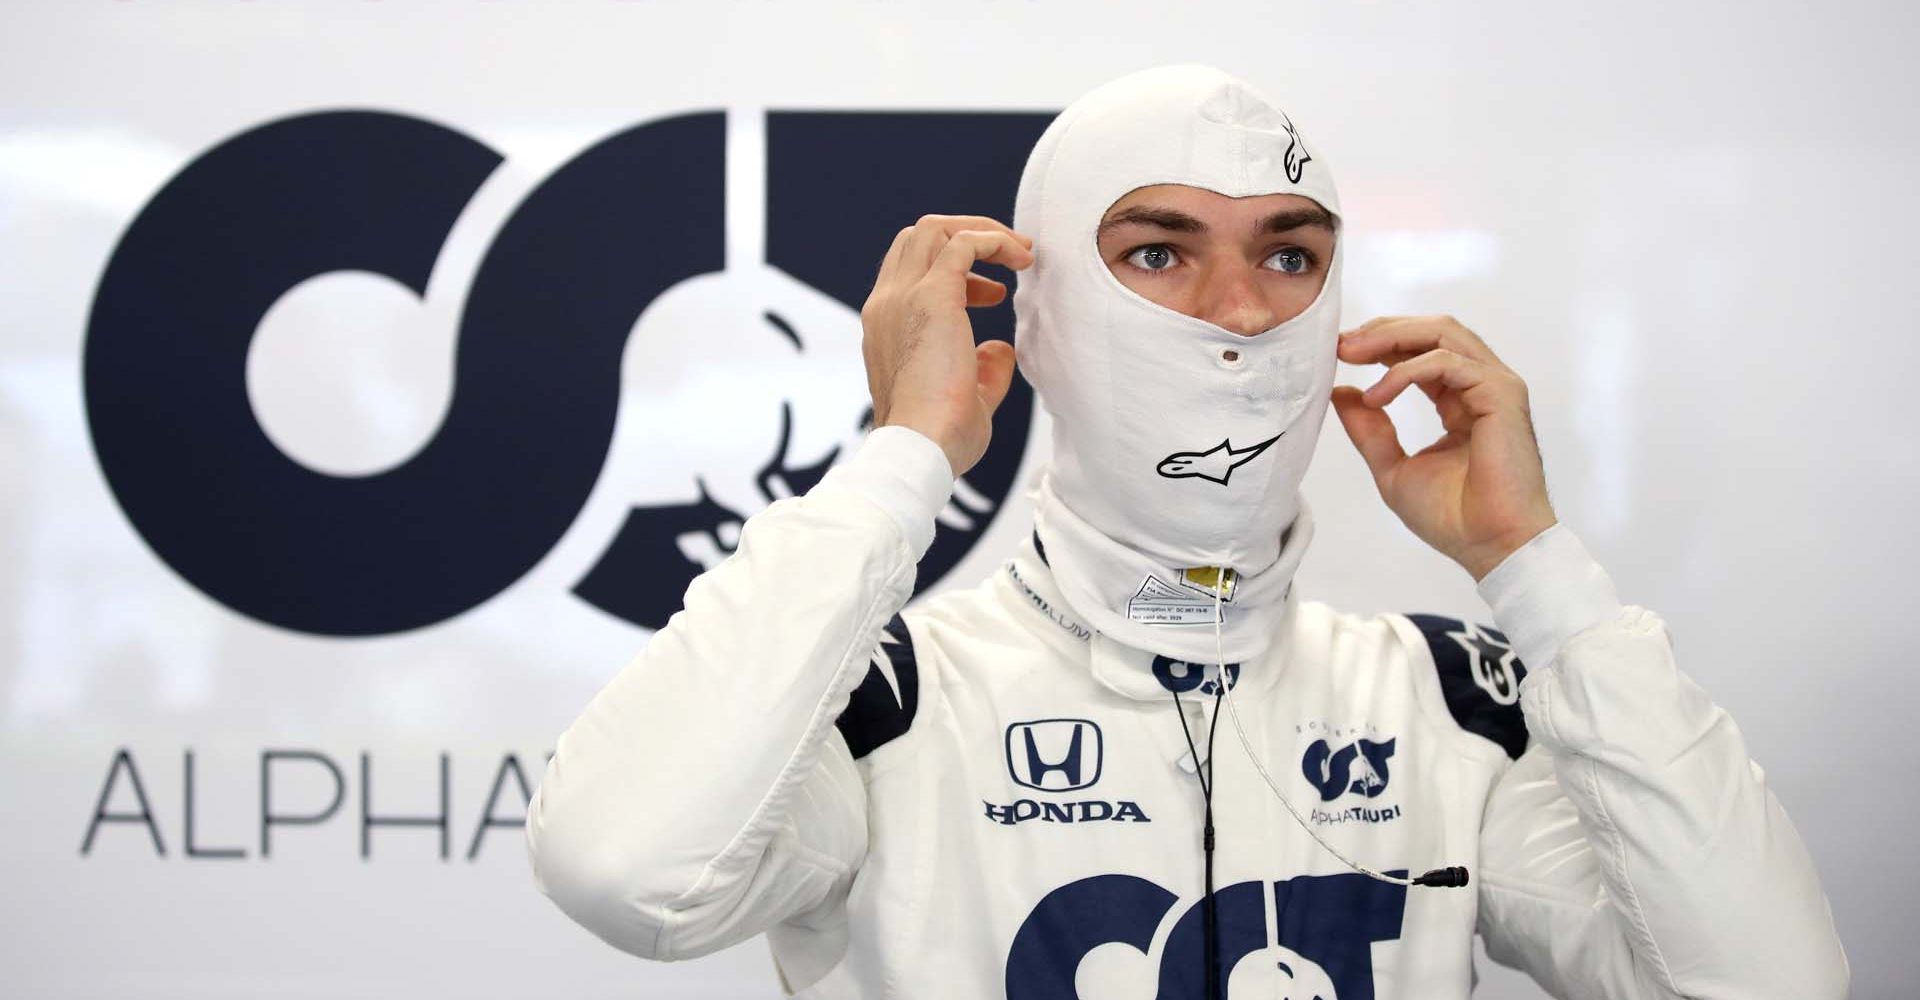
[{"left": 1413, "top": 866, "right": 1470, "bottom": 888}]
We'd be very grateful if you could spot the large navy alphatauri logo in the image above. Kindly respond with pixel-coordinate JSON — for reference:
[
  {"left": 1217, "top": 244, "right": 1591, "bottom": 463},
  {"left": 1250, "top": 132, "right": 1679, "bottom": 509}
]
[
  {"left": 83, "top": 109, "right": 1050, "bottom": 635},
  {"left": 1156, "top": 432, "right": 1283, "bottom": 485},
  {"left": 1007, "top": 872, "right": 1406, "bottom": 999}
]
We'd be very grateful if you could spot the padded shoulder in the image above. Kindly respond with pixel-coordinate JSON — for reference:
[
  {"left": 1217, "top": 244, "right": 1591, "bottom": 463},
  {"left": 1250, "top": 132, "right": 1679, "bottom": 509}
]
[
  {"left": 833, "top": 613, "right": 920, "bottom": 760},
  {"left": 1404, "top": 613, "right": 1529, "bottom": 760}
]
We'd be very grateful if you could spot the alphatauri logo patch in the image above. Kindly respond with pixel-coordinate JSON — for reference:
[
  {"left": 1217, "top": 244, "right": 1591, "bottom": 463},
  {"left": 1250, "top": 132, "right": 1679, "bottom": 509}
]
[
  {"left": 1303, "top": 737, "right": 1395, "bottom": 802},
  {"left": 1156, "top": 432, "right": 1282, "bottom": 485}
]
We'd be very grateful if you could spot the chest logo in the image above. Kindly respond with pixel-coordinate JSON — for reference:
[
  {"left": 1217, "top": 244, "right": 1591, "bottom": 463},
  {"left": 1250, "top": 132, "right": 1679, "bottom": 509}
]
[
  {"left": 1006, "top": 719, "right": 1102, "bottom": 792},
  {"left": 990, "top": 719, "right": 1146, "bottom": 827},
  {"left": 1302, "top": 737, "right": 1396, "bottom": 802}
]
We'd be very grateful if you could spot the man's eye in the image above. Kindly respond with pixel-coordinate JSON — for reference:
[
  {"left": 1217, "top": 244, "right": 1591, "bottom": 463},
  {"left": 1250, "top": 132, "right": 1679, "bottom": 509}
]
[
  {"left": 1124, "top": 244, "right": 1179, "bottom": 273},
  {"left": 1264, "top": 247, "right": 1312, "bottom": 274}
]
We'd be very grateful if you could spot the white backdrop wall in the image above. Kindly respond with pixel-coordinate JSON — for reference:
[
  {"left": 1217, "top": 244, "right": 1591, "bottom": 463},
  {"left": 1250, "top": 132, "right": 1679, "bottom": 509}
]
[{"left": 3, "top": 1, "right": 1915, "bottom": 997}]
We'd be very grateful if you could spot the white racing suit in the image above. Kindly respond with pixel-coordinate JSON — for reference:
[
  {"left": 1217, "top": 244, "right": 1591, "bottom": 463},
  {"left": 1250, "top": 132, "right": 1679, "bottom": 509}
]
[{"left": 527, "top": 427, "right": 1850, "bottom": 998}]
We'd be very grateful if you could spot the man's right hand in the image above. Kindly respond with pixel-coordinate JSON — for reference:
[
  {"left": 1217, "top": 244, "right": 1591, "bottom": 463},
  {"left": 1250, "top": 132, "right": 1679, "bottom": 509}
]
[{"left": 859, "top": 214, "right": 1035, "bottom": 477}]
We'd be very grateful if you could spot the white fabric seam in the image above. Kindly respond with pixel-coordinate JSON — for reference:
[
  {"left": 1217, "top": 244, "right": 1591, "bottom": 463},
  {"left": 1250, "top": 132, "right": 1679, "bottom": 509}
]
[{"left": 1581, "top": 754, "right": 1682, "bottom": 992}]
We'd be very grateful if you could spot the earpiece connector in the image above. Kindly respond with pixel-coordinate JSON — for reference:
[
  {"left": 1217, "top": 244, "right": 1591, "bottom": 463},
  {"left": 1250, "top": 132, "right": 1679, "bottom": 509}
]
[{"left": 1412, "top": 866, "right": 1470, "bottom": 888}]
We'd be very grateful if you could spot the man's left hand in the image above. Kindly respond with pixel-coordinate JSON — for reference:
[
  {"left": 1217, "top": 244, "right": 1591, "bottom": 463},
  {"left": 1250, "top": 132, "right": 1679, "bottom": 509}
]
[{"left": 1329, "top": 315, "right": 1558, "bottom": 582}]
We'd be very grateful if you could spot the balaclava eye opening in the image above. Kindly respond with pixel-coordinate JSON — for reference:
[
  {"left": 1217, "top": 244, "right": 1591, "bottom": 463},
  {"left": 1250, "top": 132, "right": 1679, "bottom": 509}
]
[{"left": 1013, "top": 64, "right": 1342, "bottom": 664}]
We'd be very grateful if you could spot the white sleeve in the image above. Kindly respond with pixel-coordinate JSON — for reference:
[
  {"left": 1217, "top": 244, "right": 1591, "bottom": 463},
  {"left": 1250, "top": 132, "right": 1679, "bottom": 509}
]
[
  {"left": 1474, "top": 524, "right": 1850, "bottom": 999},
  {"left": 525, "top": 426, "right": 954, "bottom": 961}
]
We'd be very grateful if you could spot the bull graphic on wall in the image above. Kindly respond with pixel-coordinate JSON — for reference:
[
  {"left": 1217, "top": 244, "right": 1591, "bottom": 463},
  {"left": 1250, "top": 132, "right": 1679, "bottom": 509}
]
[{"left": 85, "top": 109, "right": 1049, "bottom": 635}]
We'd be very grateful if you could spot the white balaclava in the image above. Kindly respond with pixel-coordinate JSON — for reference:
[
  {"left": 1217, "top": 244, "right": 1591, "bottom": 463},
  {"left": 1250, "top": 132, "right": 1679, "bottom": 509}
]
[{"left": 1014, "top": 64, "right": 1342, "bottom": 665}]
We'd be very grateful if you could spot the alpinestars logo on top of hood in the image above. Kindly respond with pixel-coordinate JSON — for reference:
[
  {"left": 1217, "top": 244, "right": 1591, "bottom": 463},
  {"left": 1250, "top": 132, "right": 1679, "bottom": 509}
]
[
  {"left": 1155, "top": 432, "right": 1283, "bottom": 485},
  {"left": 1279, "top": 109, "right": 1313, "bottom": 184}
]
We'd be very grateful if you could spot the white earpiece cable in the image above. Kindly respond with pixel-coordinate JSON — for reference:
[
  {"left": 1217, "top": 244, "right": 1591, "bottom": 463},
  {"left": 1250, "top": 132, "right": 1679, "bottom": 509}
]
[{"left": 1211, "top": 576, "right": 1421, "bottom": 888}]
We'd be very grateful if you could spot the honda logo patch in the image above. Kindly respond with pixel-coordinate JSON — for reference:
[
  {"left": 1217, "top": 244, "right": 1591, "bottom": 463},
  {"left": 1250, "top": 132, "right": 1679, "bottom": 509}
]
[{"left": 1005, "top": 719, "right": 1103, "bottom": 792}]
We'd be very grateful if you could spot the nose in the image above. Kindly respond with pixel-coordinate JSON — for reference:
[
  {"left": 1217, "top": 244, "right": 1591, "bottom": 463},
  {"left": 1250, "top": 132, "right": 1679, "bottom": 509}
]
[{"left": 1197, "top": 266, "right": 1278, "bottom": 337}]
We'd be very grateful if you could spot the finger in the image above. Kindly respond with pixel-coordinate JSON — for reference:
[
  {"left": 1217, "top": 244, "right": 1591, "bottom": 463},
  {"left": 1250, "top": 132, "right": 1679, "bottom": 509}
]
[
  {"left": 914, "top": 213, "right": 1033, "bottom": 246},
  {"left": 919, "top": 226, "right": 1035, "bottom": 279},
  {"left": 1338, "top": 315, "right": 1400, "bottom": 338},
  {"left": 965, "top": 273, "right": 1008, "bottom": 308},
  {"left": 1339, "top": 315, "right": 1504, "bottom": 368},
  {"left": 1363, "top": 348, "right": 1513, "bottom": 416},
  {"left": 1341, "top": 315, "right": 1505, "bottom": 368},
  {"left": 927, "top": 231, "right": 1035, "bottom": 293},
  {"left": 1419, "top": 379, "right": 1475, "bottom": 432},
  {"left": 1348, "top": 348, "right": 1496, "bottom": 430},
  {"left": 1437, "top": 316, "right": 1503, "bottom": 367},
  {"left": 1337, "top": 319, "right": 1420, "bottom": 364},
  {"left": 976, "top": 339, "right": 1017, "bottom": 415},
  {"left": 876, "top": 225, "right": 913, "bottom": 283},
  {"left": 1331, "top": 385, "right": 1406, "bottom": 484},
  {"left": 1341, "top": 345, "right": 1425, "bottom": 368},
  {"left": 906, "top": 214, "right": 1033, "bottom": 271},
  {"left": 1412, "top": 378, "right": 1472, "bottom": 435}
]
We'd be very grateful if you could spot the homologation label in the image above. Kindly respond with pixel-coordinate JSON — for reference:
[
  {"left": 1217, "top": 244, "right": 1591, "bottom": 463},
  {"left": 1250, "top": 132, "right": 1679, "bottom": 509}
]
[{"left": 1126, "top": 575, "right": 1222, "bottom": 625}]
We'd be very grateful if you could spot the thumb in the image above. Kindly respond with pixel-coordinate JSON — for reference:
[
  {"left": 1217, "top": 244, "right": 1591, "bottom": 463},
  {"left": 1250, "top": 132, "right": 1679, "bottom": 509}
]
[
  {"left": 975, "top": 339, "right": 1017, "bottom": 415},
  {"left": 1331, "top": 385, "right": 1405, "bottom": 486}
]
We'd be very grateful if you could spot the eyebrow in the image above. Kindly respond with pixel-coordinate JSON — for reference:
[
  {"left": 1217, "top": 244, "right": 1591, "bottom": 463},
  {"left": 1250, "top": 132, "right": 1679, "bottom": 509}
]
[{"left": 1096, "top": 204, "right": 1335, "bottom": 237}]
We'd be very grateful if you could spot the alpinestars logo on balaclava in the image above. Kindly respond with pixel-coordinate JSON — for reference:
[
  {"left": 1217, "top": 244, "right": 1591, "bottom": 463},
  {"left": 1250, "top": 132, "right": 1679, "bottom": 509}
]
[
  {"left": 1155, "top": 432, "right": 1284, "bottom": 485},
  {"left": 1012, "top": 64, "right": 1343, "bottom": 664},
  {"left": 1280, "top": 110, "right": 1313, "bottom": 184}
]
